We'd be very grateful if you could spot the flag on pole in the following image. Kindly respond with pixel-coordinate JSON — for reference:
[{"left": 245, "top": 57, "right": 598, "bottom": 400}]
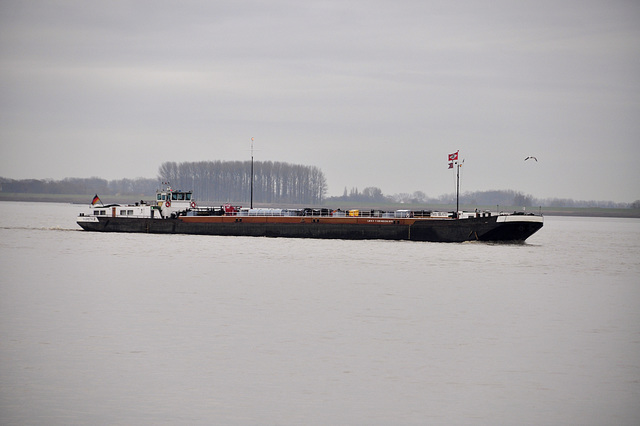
[
  {"left": 91, "top": 194, "right": 102, "bottom": 206},
  {"left": 448, "top": 162, "right": 453, "bottom": 169},
  {"left": 448, "top": 151, "right": 459, "bottom": 162}
]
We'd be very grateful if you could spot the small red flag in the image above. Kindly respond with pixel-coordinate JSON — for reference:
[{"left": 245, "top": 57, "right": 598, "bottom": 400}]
[
  {"left": 448, "top": 162, "right": 453, "bottom": 169},
  {"left": 448, "top": 151, "right": 459, "bottom": 162}
]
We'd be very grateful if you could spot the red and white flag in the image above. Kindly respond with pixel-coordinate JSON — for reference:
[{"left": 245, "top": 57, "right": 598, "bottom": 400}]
[
  {"left": 448, "top": 162, "right": 454, "bottom": 169},
  {"left": 448, "top": 151, "right": 459, "bottom": 162}
]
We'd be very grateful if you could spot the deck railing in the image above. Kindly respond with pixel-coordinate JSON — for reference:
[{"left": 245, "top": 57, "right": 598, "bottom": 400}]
[
  {"left": 82, "top": 206, "right": 501, "bottom": 220},
  {"left": 193, "top": 207, "right": 457, "bottom": 219}
]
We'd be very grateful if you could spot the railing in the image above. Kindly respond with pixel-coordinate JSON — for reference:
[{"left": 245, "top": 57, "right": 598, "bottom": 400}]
[
  {"left": 82, "top": 206, "right": 504, "bottom": 220},
  {"left": 192, "top": 207, "right": 456, "bottom": 219},
  {"left": 83, "top": 212, "right": 156, "bottom": 219}
]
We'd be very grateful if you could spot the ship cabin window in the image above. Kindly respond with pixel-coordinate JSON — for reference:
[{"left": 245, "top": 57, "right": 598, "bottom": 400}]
[
  {"left": 120, "top": 210, "right": 126, "bottom": 216},
  {"left": 171, "top": 193, "right": 177, "bottom": 201},
  {"left": 186, "top": 193, "right": 192, "bottom": 201},
  {"left": 93, "top": 210, "right": 106, "bottom": 216},
  {"left": 177, "top": 193, "right": 185, "bottom": 201},
  {"left": 128, "top": 210, "right": 133, "bottom": 215}
]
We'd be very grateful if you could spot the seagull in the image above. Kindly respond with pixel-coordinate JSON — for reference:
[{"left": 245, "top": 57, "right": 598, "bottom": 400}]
[{"left": 524, "top": 156, "right": 538, "bottom": 162}]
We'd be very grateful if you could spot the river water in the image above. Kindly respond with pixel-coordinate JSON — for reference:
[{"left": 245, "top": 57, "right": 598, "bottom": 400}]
[{"left": 1, "top": 201, "right": 639, "bottom": 425}]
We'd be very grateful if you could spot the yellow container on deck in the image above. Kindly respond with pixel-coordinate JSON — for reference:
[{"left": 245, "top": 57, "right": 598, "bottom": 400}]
[{"left": 348, "top": 209, "right": 359, "bottom": 217}]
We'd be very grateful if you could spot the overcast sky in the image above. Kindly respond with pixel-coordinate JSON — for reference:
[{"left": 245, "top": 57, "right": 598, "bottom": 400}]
[{"left": 1, "top": 0, "right": 638, "bottom": 202}]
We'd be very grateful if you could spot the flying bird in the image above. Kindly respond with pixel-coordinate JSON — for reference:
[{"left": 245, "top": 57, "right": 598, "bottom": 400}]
[{"left": 524, "top": 156, "right": 538, "bottom": 162}]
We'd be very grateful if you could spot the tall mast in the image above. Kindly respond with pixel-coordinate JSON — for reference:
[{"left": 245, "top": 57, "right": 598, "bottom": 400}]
[
  {"left": 250, "top": 137, "right": 254, "bottom": 209},
  {"left": 456, "top": 161, "right": 460, "bottom": 219}
]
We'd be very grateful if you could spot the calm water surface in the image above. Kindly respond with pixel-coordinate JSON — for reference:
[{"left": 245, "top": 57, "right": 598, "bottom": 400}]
[{"left": 1, "top": 202, "right": 639, "bottom": 425}]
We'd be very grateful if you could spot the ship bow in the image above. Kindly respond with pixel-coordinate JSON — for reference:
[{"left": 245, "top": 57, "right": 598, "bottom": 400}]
[{"left": 480, "top": 215, "right": 543, "bottom": 242}]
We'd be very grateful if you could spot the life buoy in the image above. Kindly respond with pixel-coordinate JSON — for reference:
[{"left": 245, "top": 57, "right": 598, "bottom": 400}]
[
  {"left": 165, "top": 200, "right": 171, "bottom": 208},
  {"left": 191, "top": 201, "right": 196, "bottom": 209}
]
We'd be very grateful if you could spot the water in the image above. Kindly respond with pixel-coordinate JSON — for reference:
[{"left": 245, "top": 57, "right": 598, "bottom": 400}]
[{"left": 1, "top": 201, "right": 639, "bottom": 425}]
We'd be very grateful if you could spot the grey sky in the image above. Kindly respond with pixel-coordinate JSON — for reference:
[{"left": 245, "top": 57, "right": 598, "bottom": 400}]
[{"left": 1, "top": 0, "right": 638, "bottom": 202}]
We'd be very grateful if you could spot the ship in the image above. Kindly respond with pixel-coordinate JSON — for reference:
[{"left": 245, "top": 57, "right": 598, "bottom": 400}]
[{"left": 77, "top": 185, "right": 543, "bottom": 242}]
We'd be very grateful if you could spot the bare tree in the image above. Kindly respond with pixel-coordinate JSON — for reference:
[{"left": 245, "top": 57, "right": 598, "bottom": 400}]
[{"left": 157, "top": 160, "right": 327, "bottom": 204}]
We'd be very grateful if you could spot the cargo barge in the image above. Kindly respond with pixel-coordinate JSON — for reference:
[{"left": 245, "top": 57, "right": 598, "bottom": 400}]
[{"left": 77, "top": 186, "right": 543, "bottom": 242}]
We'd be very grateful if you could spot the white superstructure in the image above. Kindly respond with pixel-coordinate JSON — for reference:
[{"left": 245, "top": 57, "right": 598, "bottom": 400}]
[{"left": 77, "top": 185, "right": 196, "bottom": 223}]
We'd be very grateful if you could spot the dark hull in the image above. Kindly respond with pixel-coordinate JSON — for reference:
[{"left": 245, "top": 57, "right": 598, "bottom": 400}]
[{"left": 77, "top": 215, "right": 543, "bottom": 242}]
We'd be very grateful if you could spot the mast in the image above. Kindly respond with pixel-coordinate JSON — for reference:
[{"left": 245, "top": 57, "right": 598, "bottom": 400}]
[
  {"left": 456, "top": 161, "right": 460, "bottom": 219},
  {"left": 250, "top": 137, "right": 254, "bottom": 209}
]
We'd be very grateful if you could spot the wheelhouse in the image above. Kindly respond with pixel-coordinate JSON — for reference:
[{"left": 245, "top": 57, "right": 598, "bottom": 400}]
[{"left": 156, "top": 189, "right": 193, "bottom": 202}]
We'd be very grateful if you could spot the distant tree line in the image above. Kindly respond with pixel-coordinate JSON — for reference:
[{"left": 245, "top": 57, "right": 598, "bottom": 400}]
[
  {"left": 0, "top": 159, "right": 328, "bottom": 205},
  {"left": 2, "top": 174, "right": 637, "bottom": 209},
  {"left": 333, "top": 187, "right": 388, "bottom": 203},
  {"left": 328, "top": 187, "right": 535, "bottom": 206},
  {"left": 0, "top": 177, "right": 157, "bottom": 196},
  {"left": 157, "top": 160, "right": 327, "bottom": 204},
  {"left": 328, "top": 187, "right": 636, "bottom": 209}
]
